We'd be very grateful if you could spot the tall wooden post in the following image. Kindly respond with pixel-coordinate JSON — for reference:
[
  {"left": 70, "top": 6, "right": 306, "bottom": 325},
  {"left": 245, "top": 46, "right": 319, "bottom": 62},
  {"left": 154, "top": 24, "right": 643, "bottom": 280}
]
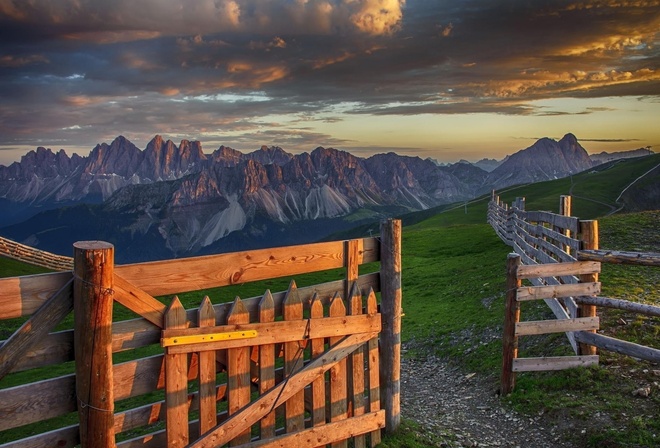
[
  {"left": 380, "top": 219, "right": 402, "bottom": 433},
  {"left": 559, "top": 195, "right": 572, "bottom": 256},
  {"left": 501, "top": 253, "right": 521, "bottom": 395},
  {"left": 73, "top": 241, "right": 115, "bottom": 448},
  {"left": 578, "top": 221, "right": 599, "bottom": 356}
]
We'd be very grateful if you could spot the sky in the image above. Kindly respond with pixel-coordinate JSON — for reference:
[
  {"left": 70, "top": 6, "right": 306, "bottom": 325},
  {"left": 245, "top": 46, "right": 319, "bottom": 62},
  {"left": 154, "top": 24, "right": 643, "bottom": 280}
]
[{"left": 0, "top": 0, "right": 659, "bottom": 167}]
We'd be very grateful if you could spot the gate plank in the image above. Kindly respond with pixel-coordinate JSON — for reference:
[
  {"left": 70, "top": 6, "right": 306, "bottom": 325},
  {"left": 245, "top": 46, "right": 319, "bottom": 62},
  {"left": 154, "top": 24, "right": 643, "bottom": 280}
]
[
  {"left": 366, "top": 289, "right": 381, "bottom": 447},
  {"left": 187, "top": 331, "right": 376, "bottom": 448},
  {"left": 227, "top": 297, "right": 251, "bottom": 446},
  {"left": 283, "top": 281, "right": 305, "bottom": 434},
  {"left": 198, "top": 297, "right": 217, "bottom": 435},
  {"left": 329, "top": 292, "right": 348, "bottom": 448},
  {"left": 164, "top": 297, "right": 189, "bottom": 448},
  {"left": 349, "top": 284, "right": 366, "bottom": 448},
  {"left": 258, "top": 290, "right": 276, "bottom": 439},
  {"left": 310, "top": 294, "right": 326, "bottom": 428},
  {"left": 242, "top": 410, "right": 386, "bottom": 448}
]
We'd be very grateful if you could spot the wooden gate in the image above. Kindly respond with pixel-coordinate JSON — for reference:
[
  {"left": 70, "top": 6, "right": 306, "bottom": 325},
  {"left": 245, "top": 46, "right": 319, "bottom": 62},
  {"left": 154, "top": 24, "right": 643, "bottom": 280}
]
[{"left": 161, "top": 282, "right": 384, "bottom": 448}]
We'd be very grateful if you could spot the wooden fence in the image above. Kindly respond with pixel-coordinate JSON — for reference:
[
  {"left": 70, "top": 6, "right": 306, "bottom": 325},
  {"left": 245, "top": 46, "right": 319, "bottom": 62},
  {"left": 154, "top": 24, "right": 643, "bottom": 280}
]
[
  {"left": 0, "top": 235, "right": 74, "bottom": 271},
  {"left": 488, "top": 193, "right": 660, "bottom": 394},
  {"left": 0, "top": 219, "right": 402, "bottom": 447}
]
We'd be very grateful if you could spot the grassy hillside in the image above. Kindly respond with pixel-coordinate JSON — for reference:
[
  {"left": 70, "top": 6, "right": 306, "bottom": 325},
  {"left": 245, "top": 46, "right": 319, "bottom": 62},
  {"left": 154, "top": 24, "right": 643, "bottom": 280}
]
[{"left": 0, "top": 154, "right": 658, "bottom": 446}]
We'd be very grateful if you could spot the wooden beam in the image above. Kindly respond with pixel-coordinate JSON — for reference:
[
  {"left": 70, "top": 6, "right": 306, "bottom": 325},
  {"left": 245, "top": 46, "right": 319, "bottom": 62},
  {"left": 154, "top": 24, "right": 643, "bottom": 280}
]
[
  {"left": 574, "top": 332, "right": 660, "bottom": 364},
  {"left": 0, "top": 271, "right": 72, "bottom": 319},
  {"left": 512, "top": 355, "right": 598, "bottom": 372},
  {"left": 517, "top": 282, "right": 600, "bottom": 301},
  {"left": 0, "top": 278, "right": 73, "bottom": 380},
  {"left": 575, "top": 296, "right": 660, "bottom": 318},
  {"left": 578, "top": 249, "right": 660, "bottom": 267},
  {"left": 113, "top": 274, "right": 167, "bottom": 328},
  {"left": 501, "top": 253, "right": 521, "bottom": 396},
  {"left": 516, "top": 261, "right": 600, "bottom": 279},
  {"left": 162, "top": 313, "right": 381, "bottom": 354},
  {"left": 115, "top": 238, "right": 379, "bottom": 297},
  {"left": 515, "top": 317, "right": 599, "bottom": 336},
  {"left": 241, "top": 410, "right": 385, "bottom": 448}
]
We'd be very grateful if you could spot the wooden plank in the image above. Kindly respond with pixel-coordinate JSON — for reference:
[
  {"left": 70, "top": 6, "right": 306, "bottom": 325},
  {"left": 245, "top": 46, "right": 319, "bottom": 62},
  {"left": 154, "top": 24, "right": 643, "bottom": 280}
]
[
  {"left": 512, "top": 355, "right": 599, "bottom": 372},
  {"left": 163, "top": 313, "right": 381, "bottom": 354},
  {"left": 165, "top": 297, "right": 189, "bottom": 448},
  {"left": 258, "top": 290, "right": 277, "bottom": 439},
  {"left": 517, "top": 282, "right": 601, "bottom": 301},
  {"left": 366, "top": 289, "right": 381, "bottom": 447},
  {"left": 0, "top": 271, "right": 71, "bottom": 319},
  {"left": 515, "top": 317, "right": 599, "bottom": 336},
  {"left": 198, "top": 297, "right": 217, "bottom": 435},
  {"left": 309, "top": 294, "right": 326, "bottom": 428},
  {"left": 517, "top": 261, "right": 600, "bottom": 279},
  {"left": 115, "top": 240, "right": 354, "bottom": 296},
  {"left": 574, "top": 332, "right": 660, "bottom": 364},
  {"left": 242, "top": 410, "right": 386, "bottom": 448},
  {"left": 349, "top": 284, "right": 366, "bottom": 448},
  {"left": 0, "top": 278, "right": 73, "bottom": 380},
  {"left": 114, "top": 274, "right": 167, "bottom": 328},
  {"left": 0, "top": 329, "right": 74, "bottom": 374},
  {"left": 346, "top": 239, "right": 360, "bottom": 300},
  {"left": 578, "top": 249, "right": 660, "bottom": 267},
  {"left": 0, "top": 424, "right": 79, "bottom": 448},
  {"left": 187, "top": 331, "right": 376, "bottom": 448},
  {"left": 0, "top": 373, "right": 76, "bottom": 431},
  {"left": 525, "top": 211, "right": 579, "bottom": 233},
  {"left": 227, "top": 297, "right": 251, "bottom": 445},
  {"left": 575, "top": 296, "right": 660, "bottom": 318},
  {"left": 283, "top": 281, "right": 305, "bottom": 434},
  {"left": 329, "top": 292, "right": 348, "bottom": 448}
]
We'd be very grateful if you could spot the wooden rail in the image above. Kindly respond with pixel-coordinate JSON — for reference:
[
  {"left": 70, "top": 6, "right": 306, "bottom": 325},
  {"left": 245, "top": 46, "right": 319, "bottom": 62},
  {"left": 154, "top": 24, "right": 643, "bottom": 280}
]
[
  {"left": 0, "top": 235, "right": 73, "bottom": 271},
  {"left": 0, "top": 220, "right": 401, "bottom": 448}
]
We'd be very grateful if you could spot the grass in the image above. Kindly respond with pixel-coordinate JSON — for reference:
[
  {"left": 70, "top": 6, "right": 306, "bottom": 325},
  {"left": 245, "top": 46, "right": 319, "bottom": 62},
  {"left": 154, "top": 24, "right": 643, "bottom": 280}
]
[{"left": 1, "top": 154, "right": 659, "bottom": 446}]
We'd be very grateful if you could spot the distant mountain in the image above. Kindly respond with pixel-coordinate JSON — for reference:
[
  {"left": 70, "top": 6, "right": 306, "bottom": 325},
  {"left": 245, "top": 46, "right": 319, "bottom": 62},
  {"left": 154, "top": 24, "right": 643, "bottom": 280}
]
[
  {"left": 473, "top": 158, "right": 503, "bottom": 172},
  {"left": 0, "top": 133, "right": 606, "bottom": 262},
  {"left": 590, "top": 147, "right": 654, "bottom": 166},
  {"left": 484, "top": 134, "right": 593, "bottom": 191}
]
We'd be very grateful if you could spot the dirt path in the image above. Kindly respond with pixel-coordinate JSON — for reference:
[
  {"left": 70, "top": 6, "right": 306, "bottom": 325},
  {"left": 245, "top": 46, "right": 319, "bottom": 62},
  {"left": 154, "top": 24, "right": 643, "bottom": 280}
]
[{"left": 400, "top": 354, "right": 577, "bottom": 447}]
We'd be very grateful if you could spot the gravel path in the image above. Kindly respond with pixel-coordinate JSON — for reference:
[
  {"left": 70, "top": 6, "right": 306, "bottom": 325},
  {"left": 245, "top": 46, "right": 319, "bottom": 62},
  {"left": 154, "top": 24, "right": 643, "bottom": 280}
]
[{"left": 401, "top": 355, "right": 576, "bottom": 447}]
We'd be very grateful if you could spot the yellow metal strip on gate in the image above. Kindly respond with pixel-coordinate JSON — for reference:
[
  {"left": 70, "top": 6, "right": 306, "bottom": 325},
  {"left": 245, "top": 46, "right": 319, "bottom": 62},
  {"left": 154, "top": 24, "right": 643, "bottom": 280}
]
[{"left": 161, "top": 330, "right": 258, "bottom": 347}]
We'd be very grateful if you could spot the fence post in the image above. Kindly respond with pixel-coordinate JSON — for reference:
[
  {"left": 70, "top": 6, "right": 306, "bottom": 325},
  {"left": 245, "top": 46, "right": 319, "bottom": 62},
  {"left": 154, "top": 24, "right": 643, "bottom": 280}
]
[
  {"left": 559, "top": 195, "right": 572, "bottom": 256},
  {"left": 501, "top": 253, "right": 521, "bottom": 395},
  {"left": 380, "top": 218, "right": 402, "bottom": 433},
  {"left": 578, "top": 220, "right": 599, "bottom": 356},
  {"left": 73, "top": 241, "right": 115, "bottom": 448}
]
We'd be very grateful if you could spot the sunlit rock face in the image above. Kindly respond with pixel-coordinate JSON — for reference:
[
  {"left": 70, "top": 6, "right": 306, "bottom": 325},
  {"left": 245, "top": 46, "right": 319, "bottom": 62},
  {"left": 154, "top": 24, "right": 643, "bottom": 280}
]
[{"left": 485, "top": 133, "right": 594, "bottom": 191}]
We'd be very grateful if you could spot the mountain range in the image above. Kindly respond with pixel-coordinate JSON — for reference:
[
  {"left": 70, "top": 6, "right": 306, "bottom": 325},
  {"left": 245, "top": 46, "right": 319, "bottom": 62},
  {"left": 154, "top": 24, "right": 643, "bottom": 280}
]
[{"left": 0, "top": 133, "right": 648, "bottom": 262}]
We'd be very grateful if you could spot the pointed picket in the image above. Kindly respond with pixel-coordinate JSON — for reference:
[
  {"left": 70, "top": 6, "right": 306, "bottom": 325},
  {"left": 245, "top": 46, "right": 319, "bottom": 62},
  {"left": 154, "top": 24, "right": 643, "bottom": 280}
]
[
  {"left": 348, "top": 284, "right": 366, "bottom": 448},
  {"left": 165, "top": 296, "right": 189, "bottom": 448},
  {"left": 198, "top": 297, "right": 217, "bottom": 435},
  {"left": 366, "top": 288, "right": 381, "bottom": 446},
  {"left": 283, "top": 280, "right": 305, "bottom": 433},
  {"left": 310, "top": 293, "right": 327, "bottom": 427},
  {"left": 227, "top": 297, "right": 251, "bottom": 446},
  {"left": 258, "top": 289, "right": 276, "bottom": 439},
  {"left": 329, "top": 292, "right": 348, "bottom": 448}
]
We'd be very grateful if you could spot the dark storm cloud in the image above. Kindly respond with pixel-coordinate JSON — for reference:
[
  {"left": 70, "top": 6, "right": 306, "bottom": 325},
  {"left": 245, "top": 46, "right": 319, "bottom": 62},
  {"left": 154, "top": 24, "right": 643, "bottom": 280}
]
[{"left": 0, "top": 0, "right": 658, "bottom": 153}]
